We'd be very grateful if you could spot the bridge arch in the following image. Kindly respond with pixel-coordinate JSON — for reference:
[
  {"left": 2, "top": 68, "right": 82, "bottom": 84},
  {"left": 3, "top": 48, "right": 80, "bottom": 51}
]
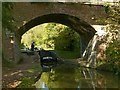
[{"left": 17, "top": 13, "right": 96, "bottom": 56}]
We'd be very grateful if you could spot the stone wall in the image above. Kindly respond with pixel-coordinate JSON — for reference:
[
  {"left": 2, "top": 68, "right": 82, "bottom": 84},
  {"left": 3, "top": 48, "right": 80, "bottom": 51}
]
[
  {"left": 12, "top": 2, "right": 107, "bottom": 29},
  {"left": 81, "top": 25, "right": 108, "bottom": 68}
]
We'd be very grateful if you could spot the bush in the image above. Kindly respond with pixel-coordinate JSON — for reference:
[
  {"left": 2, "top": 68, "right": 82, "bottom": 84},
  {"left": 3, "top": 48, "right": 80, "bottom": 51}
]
[{"left": 106, "top": 40, "right": 120, "bottom": 74}]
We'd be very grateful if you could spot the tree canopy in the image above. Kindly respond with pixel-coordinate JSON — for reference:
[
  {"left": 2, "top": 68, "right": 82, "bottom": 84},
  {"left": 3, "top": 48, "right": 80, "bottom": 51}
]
[
  {"left": 2, "top": 2, "right": 15, "bottom": 31},
  {"left": 21, "top": 23, "right": 80, "bottom": 52},
  {"left": 100, "top": 2, "right": 120, "bottom": 74}
]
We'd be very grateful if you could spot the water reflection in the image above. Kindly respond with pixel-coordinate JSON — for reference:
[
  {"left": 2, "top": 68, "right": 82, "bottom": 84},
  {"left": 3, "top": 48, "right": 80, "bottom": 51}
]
[{"left": 35, "top": 61, "right": 119, "bottom": 89}]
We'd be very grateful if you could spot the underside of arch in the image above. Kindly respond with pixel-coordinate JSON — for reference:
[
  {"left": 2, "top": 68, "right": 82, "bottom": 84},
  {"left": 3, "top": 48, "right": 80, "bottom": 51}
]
[{"left": 17, "top": 13, "right": 96, "bottom": 56}]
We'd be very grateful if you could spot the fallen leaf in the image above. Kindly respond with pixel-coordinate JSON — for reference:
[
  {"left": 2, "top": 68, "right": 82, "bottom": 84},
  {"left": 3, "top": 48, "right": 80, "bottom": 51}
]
[{"left": 8, "top": 80, "right": 22, "bottom": 88}]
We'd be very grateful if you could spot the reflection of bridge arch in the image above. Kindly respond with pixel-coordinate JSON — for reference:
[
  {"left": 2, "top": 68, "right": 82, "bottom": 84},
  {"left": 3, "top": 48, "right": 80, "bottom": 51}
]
[{"left": 17, "top": 13, "right": 96, "bottom": 56}]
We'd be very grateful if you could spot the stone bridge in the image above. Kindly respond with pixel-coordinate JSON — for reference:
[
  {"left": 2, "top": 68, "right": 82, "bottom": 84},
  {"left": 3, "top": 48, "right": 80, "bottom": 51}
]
[{"left": 10, "top": 2, "right": 107, "bottom": 62}]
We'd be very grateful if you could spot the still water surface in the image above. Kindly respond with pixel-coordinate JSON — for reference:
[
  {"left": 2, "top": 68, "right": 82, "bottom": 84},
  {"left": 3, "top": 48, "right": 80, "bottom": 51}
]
[{"left": 35, "top": 60, "right": 119, "bottom": 89}]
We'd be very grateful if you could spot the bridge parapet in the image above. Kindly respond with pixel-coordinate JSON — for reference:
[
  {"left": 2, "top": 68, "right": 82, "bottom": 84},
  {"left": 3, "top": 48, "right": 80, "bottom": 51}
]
[{"left": 12, "top": 2, "right": 107, "bottom": 30}]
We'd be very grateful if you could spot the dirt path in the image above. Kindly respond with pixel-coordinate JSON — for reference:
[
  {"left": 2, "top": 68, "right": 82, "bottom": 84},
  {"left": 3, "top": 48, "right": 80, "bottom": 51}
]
[{"left": 2, "top": 53, "right": 42, "bottom": 88}]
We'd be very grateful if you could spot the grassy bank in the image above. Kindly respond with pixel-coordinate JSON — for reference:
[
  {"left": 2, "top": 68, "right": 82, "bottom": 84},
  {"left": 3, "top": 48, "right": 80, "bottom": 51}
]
[
  {"left": 17, "top": 63, "right": 41, "bottom": 88},
  {"left": 2, "top": 53, "right": 43, "bottom": 88},
  {"left": 55, "top": 50, "right": 80, "bottom": 59}
]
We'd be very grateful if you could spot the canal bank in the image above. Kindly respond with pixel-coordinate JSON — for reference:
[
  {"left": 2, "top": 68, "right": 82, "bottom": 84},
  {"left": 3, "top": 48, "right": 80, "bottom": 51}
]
[{"left": 2, "top": 53, "right": 42, "bottom": 88}]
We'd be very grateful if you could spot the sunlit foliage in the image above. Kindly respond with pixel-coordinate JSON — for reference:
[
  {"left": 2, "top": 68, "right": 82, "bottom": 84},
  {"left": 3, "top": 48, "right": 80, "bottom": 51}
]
[
  {"left": 21, "top": 24, "right": 47, "bottom": 49},
  {"left": 106, "top": 40, "right": 120, "bottom": 74},
  {"left": 102, "top": 2, "right": 120, "bottom": 74},
  {"left": 105, "top": 2, "right": 120, "bottom": 41},
  {"left": 21, "top": 23, "right": 80, "bottom": 51}
]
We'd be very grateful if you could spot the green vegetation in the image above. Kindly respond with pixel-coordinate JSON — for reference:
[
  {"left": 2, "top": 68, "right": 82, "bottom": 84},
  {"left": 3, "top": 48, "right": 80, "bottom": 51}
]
[
  {"left": 17, "top": 63, "right": 41, "bottom": 88},
  {"left": 54, "top": 26, "right": 80, "bottom": 51},
  {"left": 2, "top": 2, "right": 15, "bottom": 65},
  {"left": 21, "top": 23, "right": 80, "bottom": 51},
  {"left": 2, "top": 2, "right": 15, "bottom": 31},
  {"left": 55, "top": 50, "right": 80, "bottom": 59},
  {"left": 21, "top": 23, "right": 80, "bottom": 58},
  {"left": 98, "top": 3, "right": 120, "bottom": 75},
  {"left": 105, "top": 41, "right": 120, "bottom": 74},
  {"left": 18, "top": 77, "right": 35, "bottom": 88},
  {"left": 105, "top": 3, "right": 120, "bottom": 74}
]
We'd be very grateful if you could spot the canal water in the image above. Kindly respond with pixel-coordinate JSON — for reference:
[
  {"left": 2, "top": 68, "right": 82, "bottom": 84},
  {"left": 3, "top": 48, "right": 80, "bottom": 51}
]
[{"left": 35, "top": 60, "right": 119, "bottom": 89}]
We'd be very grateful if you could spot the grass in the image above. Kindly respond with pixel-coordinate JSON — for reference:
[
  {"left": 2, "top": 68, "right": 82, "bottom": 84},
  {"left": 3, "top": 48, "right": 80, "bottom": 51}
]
[
  {"left": 55, "top": 50, "right": 80, "bottom": 59},
  {"left": 18, "top": 64, "right": 42, "bottom": 88},
  {"left": 18, "top": 77, "right": 35, "bottom": 88}
]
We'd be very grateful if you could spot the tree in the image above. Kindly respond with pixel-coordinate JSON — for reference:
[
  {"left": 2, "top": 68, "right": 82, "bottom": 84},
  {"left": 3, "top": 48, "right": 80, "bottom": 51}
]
[
  {"left": 2, "top": 2, "right": 15, "bottom": 62},
  {"left": 104, "top": 2, "right": 120, "bottom": 41},
  {"left": 54, "top": 25, "right": 80, "bottom": 51},
  {"left": 21, "top": 23, "right": 80, "bottom": 51},
  {"left": 2, "top": 2, "right": 15, "bottom": 31},
  {"left": 104, "top": 2, "right": 120, "bottom": 74}
]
